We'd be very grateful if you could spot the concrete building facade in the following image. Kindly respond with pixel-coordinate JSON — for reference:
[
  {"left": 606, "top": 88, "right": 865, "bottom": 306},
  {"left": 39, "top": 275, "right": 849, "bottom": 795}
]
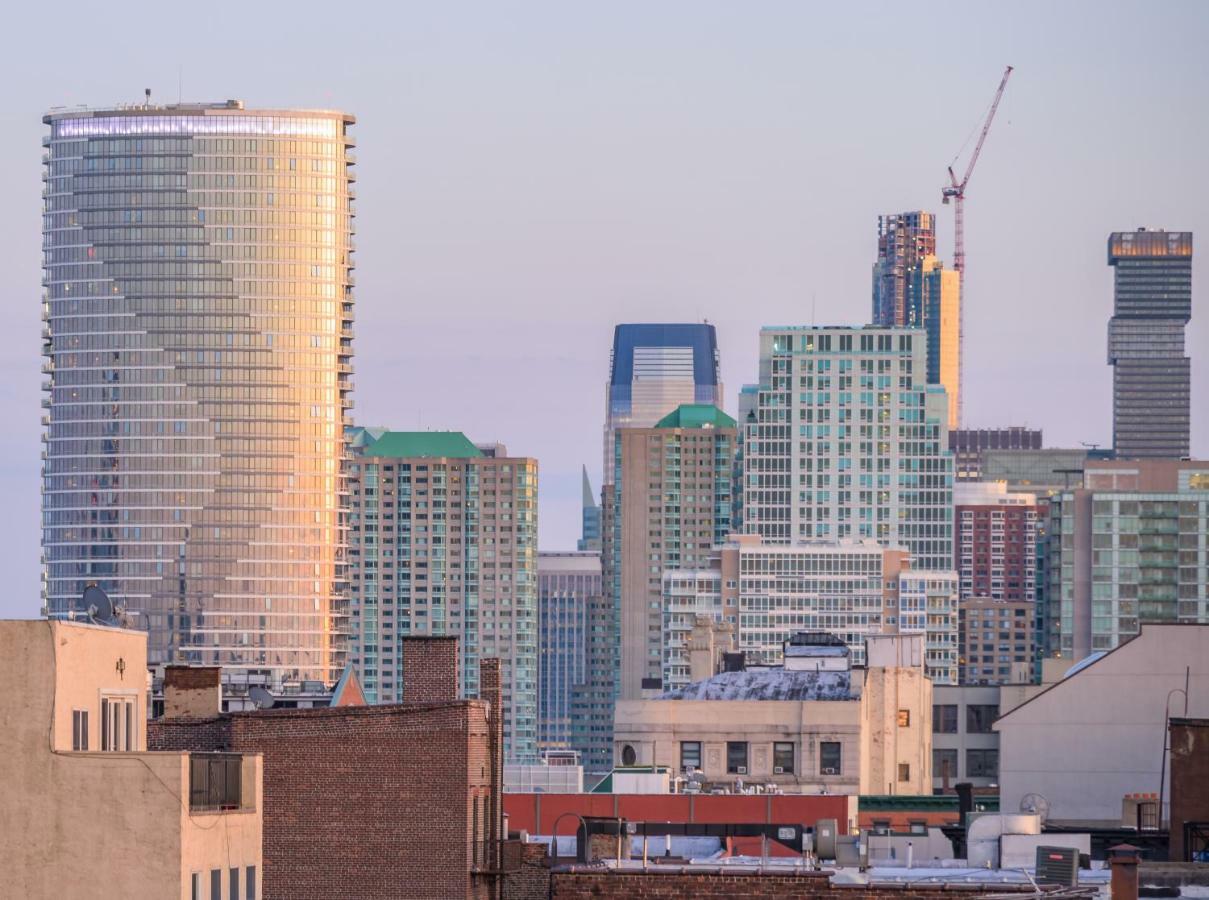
[
  {"left": 949, "top": 428, "right": 1043, "bottom": 482},
  {"left": 958, "top": 597, "right": 1034, "bottom": 686},
  {"left": 1, "top": 620, "right": 262, "bottom": 900},
  {"left": 608, "top": 404, "right": 736, "bottom": 698},
  {"left": 614, "top": 633, "right": 933, "bottom": 795},
  {"left": 41, "top": 102, "right": 356, "bottom": 684},
  {"left": 1107, "top": 228, "right": 1193, "bottom": 459},
  {"left": 743, "top": 326, "right": 954, "bottom": 571},
  {"left": 347, "top": 429, "right": 538, "bottom": 759}
]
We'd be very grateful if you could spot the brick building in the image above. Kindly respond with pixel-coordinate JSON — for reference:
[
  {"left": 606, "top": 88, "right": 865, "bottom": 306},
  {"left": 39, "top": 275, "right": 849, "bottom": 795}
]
[
  {"left": 958, "top": 598, "right": 1034, "bottom": 686},
  {"left": 1169, "top": 717, "right": 1209, "bottom": 861},
  {"left": 954, "top": 482, "right": 1037, "bottom": 604},
  {"left": 149, "top": 638, "right": 505, "bottom": 900}
]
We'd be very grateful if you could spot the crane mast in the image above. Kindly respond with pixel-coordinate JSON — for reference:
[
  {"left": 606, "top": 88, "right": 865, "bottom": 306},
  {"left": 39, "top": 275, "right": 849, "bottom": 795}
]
[{"left": 942, "top": 64, "right": 1013, "bottom": 427}]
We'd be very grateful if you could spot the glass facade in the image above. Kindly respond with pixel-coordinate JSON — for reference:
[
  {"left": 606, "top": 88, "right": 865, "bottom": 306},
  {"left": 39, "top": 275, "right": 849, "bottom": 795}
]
[
  {"left": 537, "top": 552, "right": 601, "bottom": 755},
  {"left": 42, "top": 103, "right": 354, "bottom": 683}
]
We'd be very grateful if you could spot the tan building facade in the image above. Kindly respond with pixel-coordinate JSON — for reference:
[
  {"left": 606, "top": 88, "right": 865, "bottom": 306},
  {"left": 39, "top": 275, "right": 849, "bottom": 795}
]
[
  {"left": 1, "top": 620, "right": 262, "bottom": 900},
  {"left": 614, "top": 633, "right": 932, "bottom": 795}
]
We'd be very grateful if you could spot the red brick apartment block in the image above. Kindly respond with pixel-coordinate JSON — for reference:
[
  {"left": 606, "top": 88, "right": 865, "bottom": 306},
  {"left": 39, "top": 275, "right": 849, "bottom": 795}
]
[{"left": 150, "top": 648, "right": 504, "bottom": 900}]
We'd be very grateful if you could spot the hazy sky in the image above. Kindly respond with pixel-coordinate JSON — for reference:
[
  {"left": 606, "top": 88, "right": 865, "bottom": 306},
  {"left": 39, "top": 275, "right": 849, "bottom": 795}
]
[{"left": 2, "top": 1, "right": 1206, "bottom": 617}]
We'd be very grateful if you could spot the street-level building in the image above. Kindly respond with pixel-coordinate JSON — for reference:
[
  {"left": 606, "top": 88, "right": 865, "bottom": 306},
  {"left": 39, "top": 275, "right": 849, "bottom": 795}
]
[{"left": 2, "top": 619, "right": 262, "bottom": 900}]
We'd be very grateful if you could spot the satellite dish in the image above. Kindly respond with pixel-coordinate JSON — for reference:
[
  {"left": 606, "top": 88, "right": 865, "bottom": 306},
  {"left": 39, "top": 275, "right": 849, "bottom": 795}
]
[
  {"left": 249, "top": 686, "right": 276, "bottom": 710},
  {"left": 1020, "top": 793, "right": 1050, "bottom": 824},
  {"left": 81, "top": 584, "right": 126, "bottom": 626}
]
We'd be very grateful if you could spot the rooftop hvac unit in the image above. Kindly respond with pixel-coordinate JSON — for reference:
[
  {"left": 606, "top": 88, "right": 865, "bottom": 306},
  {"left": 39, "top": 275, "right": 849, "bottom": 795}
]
[{"left": 1035, "top": 846, "right": 1080, "bottom": 887}]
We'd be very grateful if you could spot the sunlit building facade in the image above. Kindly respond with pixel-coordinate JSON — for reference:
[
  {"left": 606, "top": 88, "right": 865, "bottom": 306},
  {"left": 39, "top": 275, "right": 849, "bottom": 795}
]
[{"left": 41, "top": 101, "right": 355, "bottom": 684}]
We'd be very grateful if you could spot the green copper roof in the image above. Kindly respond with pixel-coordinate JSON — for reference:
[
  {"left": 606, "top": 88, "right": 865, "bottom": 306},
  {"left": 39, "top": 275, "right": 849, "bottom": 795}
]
[
  {"left": 655, "top": 404, "right": 736, "bottom": 430},
  {"left": 362, "top": 431, "right": 484, "bottom": 459}
]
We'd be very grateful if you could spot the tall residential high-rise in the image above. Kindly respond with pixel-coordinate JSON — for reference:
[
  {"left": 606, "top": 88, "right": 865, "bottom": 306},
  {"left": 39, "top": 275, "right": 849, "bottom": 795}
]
[
  {"left": 606, "top": 403, "right": 736, "bottom": 699},
  {"left": 661, "top": 535, "right": 958, "bottom": 687},
  {"left": 872, "top": 212, "right": 936, "bottom": 328},
  {"left": 954, "top": 482, "right": 1037, "bottom": 604},
  {"left": 537, "top": 551, "right": 602, "bottom": 754},
  {"left": 1045, "top": 460, "right": 1209, "bottom": 661},
  {"left": 347, "top": 430, "right": 538, "bottom": 759},
  {"left": 603, "top": 323, "right": 723, "bottom": 484},
  {"left": 577, "top": 466, "right": 602, "bottom": 552},
  {"left": 743, "top": 326, "right": 955, "bottom": 570},
  {"left": 41, "top": 102, "right": 354, "bottom": 684},
  {"left": 1107, "top": 228, "right": 1193, "bottom": 459},
  {"left": 872, "top": 213, "right": 960, "bottom": 429},
  {"left": 958, "top": 597, "right": 1034, "bottom": 685}
]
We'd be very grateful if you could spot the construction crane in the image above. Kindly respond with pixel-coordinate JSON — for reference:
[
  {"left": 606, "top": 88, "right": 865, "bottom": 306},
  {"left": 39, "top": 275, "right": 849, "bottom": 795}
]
[{"left": 942, "top": 64, "right": 1013, "bottom": 427}]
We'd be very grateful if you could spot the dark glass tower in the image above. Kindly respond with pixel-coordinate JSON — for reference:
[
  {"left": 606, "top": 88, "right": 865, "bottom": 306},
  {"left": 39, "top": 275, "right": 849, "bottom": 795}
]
[{"left": 1107, "top": 229, "right": 1193, "bottom": 459}]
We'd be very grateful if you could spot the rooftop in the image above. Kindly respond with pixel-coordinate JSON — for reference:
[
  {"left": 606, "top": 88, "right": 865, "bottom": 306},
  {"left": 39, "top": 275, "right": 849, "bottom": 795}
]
[
  {"left": 655, "top": 404, "right": 736, "bottom": 430},
  {"left": 659, "top": 668, "right": 854, "bottom": 702},
  {"left": 360, "top": 431, "right": 484, "bottom": 459}
]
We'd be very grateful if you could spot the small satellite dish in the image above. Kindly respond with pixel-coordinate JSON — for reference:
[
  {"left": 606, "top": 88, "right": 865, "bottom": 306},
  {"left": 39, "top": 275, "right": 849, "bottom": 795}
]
[
  {"left": 1020, "top": 792, "right": 1050, "bottom": 824},
  {"left": 83, "top": 584, "right": 114, "bottom": 621},
  {"left": 249, "top": 686, "right": 276, "bottom": 710}
]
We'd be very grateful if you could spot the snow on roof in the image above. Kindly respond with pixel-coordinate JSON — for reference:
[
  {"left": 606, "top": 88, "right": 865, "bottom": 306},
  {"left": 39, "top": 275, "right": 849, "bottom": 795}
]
[{"left": 658, "top": 668, "right": 855, "bottom": 701}]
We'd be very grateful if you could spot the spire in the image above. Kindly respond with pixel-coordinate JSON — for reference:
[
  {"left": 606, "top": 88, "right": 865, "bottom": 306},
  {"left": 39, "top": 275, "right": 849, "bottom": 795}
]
[{"left": 581, "top": 465, "right": 598, "bottom": 509}]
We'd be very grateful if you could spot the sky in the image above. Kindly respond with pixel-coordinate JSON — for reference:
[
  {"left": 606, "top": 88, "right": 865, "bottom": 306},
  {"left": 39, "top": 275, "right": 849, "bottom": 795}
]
[{"left": 1, "top": 1, "right": 1206, "bottom": 617}]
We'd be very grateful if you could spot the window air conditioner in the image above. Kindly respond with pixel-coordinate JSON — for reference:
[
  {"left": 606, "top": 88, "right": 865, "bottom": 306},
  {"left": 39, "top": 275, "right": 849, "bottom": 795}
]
[
  {"left": 773, "top": 766, "right": 785, "bottom": 774},
  {"left": 822, "top": 767, "right": 838, "bottom": 775},
  {"left": 737, "top": 766, "right": 747, "bottom": 775}
]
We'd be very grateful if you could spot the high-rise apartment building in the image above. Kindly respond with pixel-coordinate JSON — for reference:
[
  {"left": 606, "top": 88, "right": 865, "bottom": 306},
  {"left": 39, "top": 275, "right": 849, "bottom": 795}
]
[
  {"left": 958, "top": 597, "right": 1034, "bottom": 685},
  {"left": 577, "top": 466, "right": 602, "bottom": 552},
  {"left": 347, "top": 430, "right": 538, "bottom": 759},
  {"left": 954, "top": 482, "right": 1037, "bottom": 603},
  {"left": 537, "top": 551, "right": 601, "bottom": 754},
  {"left": 1107, "top": 229, "right": 1193, "bottom": 459},
  {"left": 603, "top": 323, "right": 723, "bottom": 484},
  {"left": 660, "top": 535, "right": 958, "bottom": 687},
  {"left": 743, "top": 326, "right": 955, "bottom": 570},
  {"left": 607, "top": 404, "right": 736, "bottom": 698},
  {"left": 872, "top": 212, "right": 937, "bottom": 328},
  {"left": 1045, "top": 460, "right": 1209, "bottom": 661},
  {"left": 41, "top": 102, "right": 355, "bottom": 683}
]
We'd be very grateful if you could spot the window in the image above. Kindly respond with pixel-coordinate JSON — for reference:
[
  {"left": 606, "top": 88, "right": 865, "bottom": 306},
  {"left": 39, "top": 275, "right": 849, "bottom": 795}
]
[
  {"left": 680, "top": 741, "right": 702, "bottom": 771},
  {"left": 726, "top": 741, "right": 748, "bottom": 774},
  {"left": 967, "top": 705, "right": 999, "bottom": 734},
  {"left": 620, "top": 744, "right": 637, "bottom": 766},
  {"left": 230, "top": 868, "right": 240, "bottom": 898},
  {"left": 933, "top": 748, "right": 958, "bottom": 779},
  {"left": 933, "top": 704, "right": 958, "bottom": 733},
  {"left": 246, "top": 865, "right": 257, "bottom": 900},
  {"left": 898, "top": 763, "right": 911, "bottom": 782},
  {"left": 967, "top": 749, "right": 999, "bottom": 778},
  {"left": 820, "top": 741, "right": 842, "bottom": 775},
  {"left": 100, "top": 695, "right": 136, "bottom": 751},
  {"left": 897, "top": 709, "right": 911, "bottom": 727},
  {"left": 72, "top": 709, "right": 89, "bottom": 751},
  {"left": 909, "top": 821, "right": 927, "bottom": 835},
  {"left": 191, "top": 873, "right": 201, "bottom": 900},
  {"left": 773, "top": 742, "right": 795, "bottom": 774},
  {"left": 210, "top": 869, "right": 221, "bottom": 900}
]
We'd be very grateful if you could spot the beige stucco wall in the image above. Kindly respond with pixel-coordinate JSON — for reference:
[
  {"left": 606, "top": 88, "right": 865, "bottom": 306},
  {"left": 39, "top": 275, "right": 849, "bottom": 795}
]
[
  {"left": 996, "top": 624, "right": 1209, "bottom": 826},
  {"left": 614, "top": 697, "right": 862, "bottom": 793},
  {"left": 0, "top": 620, "right": 261, "bottom": 900},
  {"left": 859, "top": 662, "right": 932, "bottom": 795}
]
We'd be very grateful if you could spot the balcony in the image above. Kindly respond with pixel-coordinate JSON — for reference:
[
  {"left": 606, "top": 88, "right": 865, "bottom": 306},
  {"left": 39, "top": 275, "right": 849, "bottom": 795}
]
[{"left": 189, "top": 752, "right": 251, "bottom": 812}]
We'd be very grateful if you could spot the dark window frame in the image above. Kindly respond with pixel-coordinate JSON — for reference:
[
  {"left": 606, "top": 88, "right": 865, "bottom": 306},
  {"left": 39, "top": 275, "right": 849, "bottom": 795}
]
[
  {"left": 773, "top": 742, "right": 795, "bottom": 774},
  {"left": 726, "top": 741, "right": 748, "bottom": 774},
  {"left": 820, "top": 741, "right": 842, "bottom": 775},
  {"left": 680, "top": 741, "right": 702, "bottom": 770}
]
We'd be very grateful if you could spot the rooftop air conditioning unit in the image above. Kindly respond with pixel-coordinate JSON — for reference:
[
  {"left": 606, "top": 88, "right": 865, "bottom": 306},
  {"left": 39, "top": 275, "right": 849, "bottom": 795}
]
[
  {"left": 773, "top": 767, "right": 785, "bottom": 774},
  {"left": 737, "top": 766, "right": 747, "bottom": 775},
  {"left": 1035, "top": 846, "right": 1080, "bottom": 887}
]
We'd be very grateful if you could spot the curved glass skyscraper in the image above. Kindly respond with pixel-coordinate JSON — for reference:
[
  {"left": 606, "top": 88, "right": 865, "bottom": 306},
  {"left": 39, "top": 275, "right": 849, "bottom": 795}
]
[{"left": 42, "top": 101, "right": 354, "bottom": 683}]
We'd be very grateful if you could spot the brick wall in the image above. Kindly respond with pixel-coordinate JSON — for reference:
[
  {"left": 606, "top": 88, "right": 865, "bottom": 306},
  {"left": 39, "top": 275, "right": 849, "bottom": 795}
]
[
  {"left": 550, "top": 870, "right": 1055, "bottom": 899},
  {"left": 400, "top": 635, "right": 459, "bottom": 703},
  {"left": 149, "top": 657, "right": 506, "bottom": 900},
  {"left": 501, "top": 842, "right": 550, "bottom": 900},
  {"left": 1169, "top": 717, "right": 1209, "bottom": 861}
]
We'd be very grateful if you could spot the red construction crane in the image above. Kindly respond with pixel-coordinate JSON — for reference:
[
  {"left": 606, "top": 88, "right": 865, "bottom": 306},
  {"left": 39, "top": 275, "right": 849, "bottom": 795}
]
[{"left": 942, "top": 64, "right": 1013, "bottom": 427}]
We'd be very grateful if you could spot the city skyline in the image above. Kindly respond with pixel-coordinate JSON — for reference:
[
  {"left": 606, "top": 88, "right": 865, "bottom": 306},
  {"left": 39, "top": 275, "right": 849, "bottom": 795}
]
[{"left": 2, "top": 1, "right": 1208, "bottom": 618}]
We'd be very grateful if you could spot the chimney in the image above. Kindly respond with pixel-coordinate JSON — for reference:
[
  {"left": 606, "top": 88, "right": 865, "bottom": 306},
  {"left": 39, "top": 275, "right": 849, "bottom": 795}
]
[
  {"left": 480, "top": 657, "right": 504, "bottom": 873},
  {"left": 163, "top": 666, "right": 222, "bottom": 718},
  {"left": 399, "top": 635, "right": 459, "bottom": 704}
]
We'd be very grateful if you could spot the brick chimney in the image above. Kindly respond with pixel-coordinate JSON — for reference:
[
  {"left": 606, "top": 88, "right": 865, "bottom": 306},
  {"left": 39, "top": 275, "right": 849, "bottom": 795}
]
[
  {"left": 163, "top": 666, "right": 222, "bottom": 718},
  {"left": 480, "top": 657, "right": 504, "bottom": 871},
  {"left": 400, "top": 636, "right": 459, "bottom": 704}
]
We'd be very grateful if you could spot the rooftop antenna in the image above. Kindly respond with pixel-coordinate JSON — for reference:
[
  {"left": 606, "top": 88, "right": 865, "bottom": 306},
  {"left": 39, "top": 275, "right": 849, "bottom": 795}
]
[{"left": 144, "top": 88, "right": 151, "bottom": 106}]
